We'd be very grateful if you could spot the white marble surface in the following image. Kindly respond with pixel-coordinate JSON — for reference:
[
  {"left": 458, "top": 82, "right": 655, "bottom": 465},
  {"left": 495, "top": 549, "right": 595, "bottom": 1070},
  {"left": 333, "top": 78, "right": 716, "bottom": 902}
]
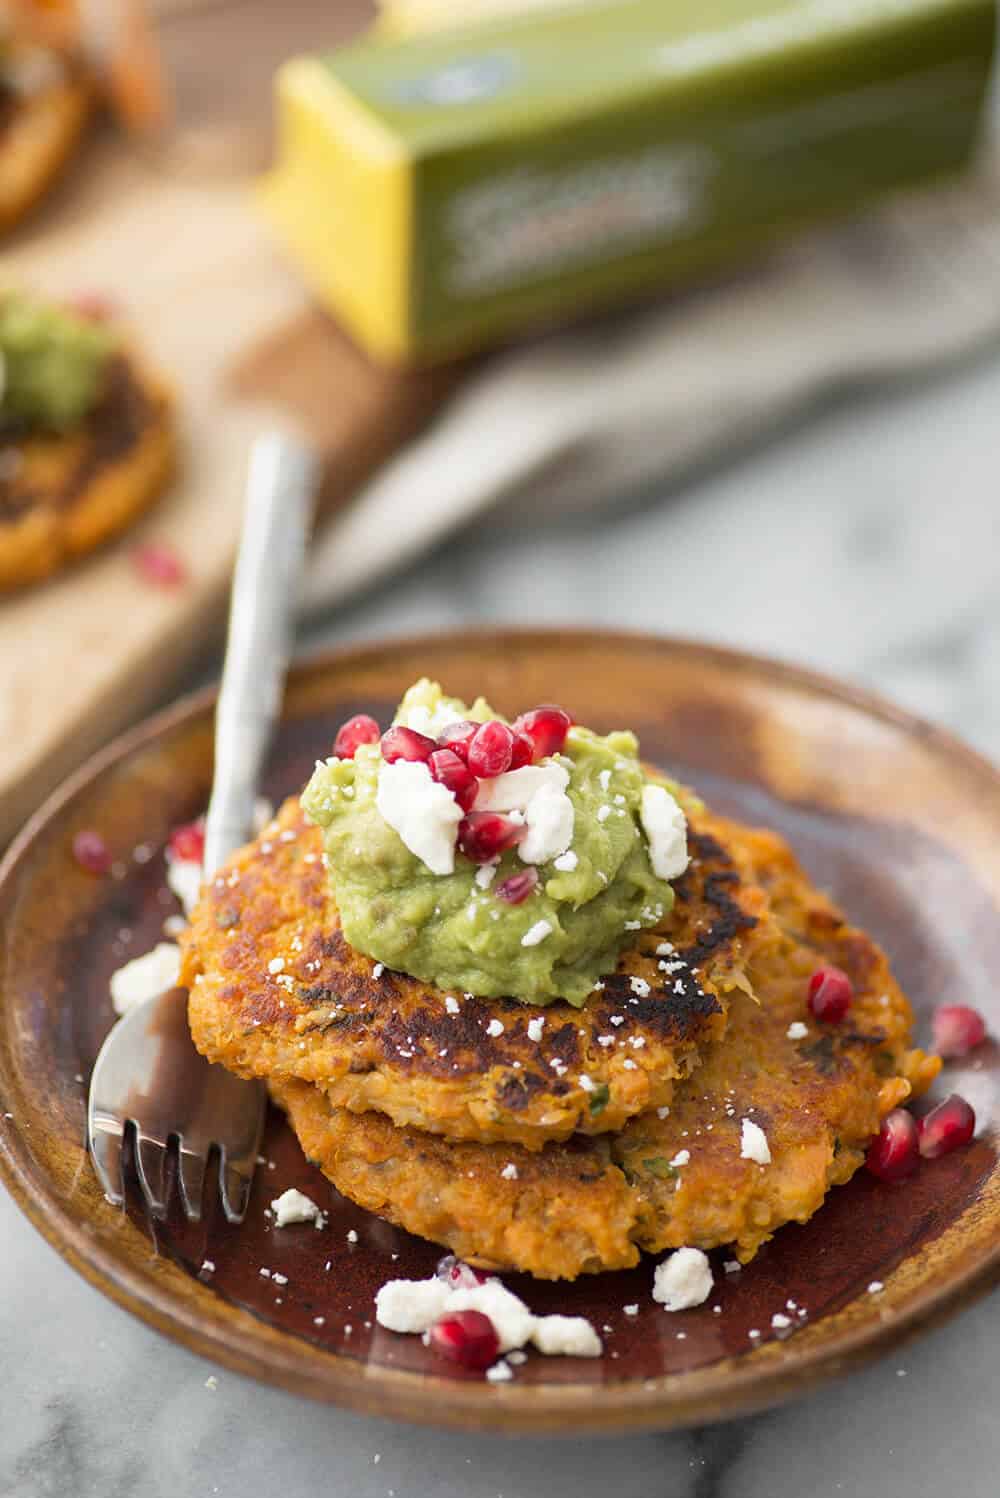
[{"left": 5, "top": 350, "right": 1000, "bottom": 1497}]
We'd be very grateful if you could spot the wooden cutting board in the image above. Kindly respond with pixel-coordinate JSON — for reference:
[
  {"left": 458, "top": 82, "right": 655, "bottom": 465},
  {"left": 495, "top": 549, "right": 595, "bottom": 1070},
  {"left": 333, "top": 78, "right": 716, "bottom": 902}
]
[{"left": 0, "top": 120, "right": 459, "bottom": 845}]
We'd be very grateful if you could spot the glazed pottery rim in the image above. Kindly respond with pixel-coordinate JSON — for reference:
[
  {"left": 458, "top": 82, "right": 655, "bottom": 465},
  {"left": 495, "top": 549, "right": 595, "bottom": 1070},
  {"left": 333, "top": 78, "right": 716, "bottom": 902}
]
[{"left": 2, "top": 626, "right": 999, "bottom": 1434}]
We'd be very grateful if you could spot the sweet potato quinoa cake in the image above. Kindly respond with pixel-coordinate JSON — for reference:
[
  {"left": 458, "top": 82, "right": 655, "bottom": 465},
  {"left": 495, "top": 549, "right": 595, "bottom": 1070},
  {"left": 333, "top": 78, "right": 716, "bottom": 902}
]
[
  {"left": 0, "top": 293, "right": 175, "bottom": 590},
  {"left": 260, "top": 816, "right": 937, "bottom": 1279},
  {"left": 185, "top": 799, "right": 764, "bottom": 1150},
  {"left": 177, "top": 680, "right": 944, "bottom": 1296}
]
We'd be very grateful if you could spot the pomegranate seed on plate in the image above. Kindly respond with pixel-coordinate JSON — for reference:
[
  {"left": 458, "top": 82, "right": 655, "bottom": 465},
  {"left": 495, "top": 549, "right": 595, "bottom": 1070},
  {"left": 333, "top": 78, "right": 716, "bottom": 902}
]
[
  {"left": 428, "top": 749, "right": 479, "bottom": 811},
  {"left": 380, "top": 726, "right": 436, "bottom": 764},
  {"left": 436, "top": 1253, "right": 489, "bottom": 1289},
  {"left": 512, "top": 705, "right": 572, "bottom": 760},
  {"left": 932, "top": 1004, "right": 987, "bottom": 1058},
  {"left": 333, "top": 714, "right": 380, "bottom": 759},
  {"left": 807, "top": 965, "right": 853, "bottom": 1023},
  {"left": 168, "top": 818, "right": 205, "bottom": 864},
  {"left": 430, "top": 1309, "right": 500, "bottom": 1372},
  {"left": 436, "top": 721, "right": 479, "bottom": 762},
  {"left": 467, "top": 720, "right": 516, "bottom": 778},
  {"left": 866, "top": 1108, "right": 919, "bottom": 1182},
  {"left": 918, "top": 1094, "right": 976, "bottom": 1158},
  {"left": 495, "top": 868, "right": 539, "bottom": 904},
  {"left": 458, "top": 811, "right": 525, "bottom": 863},
  {"left": 132, "top": 542, "right": 186, "bottom": 587},
  {"left": 72, "top": 830, "right": 112, "bottom": 876},
  {"left": 509, "top": 731, "right": 534, "bottom": 770}
]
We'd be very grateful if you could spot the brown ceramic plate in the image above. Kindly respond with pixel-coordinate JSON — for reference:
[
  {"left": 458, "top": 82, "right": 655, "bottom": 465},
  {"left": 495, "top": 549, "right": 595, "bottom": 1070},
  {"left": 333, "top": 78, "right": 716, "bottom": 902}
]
[{"left": 1, "top": 631, "right": 998, "bottom": 1433}]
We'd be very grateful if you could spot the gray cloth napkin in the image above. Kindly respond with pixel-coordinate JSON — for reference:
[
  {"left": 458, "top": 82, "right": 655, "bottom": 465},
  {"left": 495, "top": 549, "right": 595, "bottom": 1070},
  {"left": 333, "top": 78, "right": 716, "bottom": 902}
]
[{"left": 301, "top": 150, "right": 1000, "bottom": 617}]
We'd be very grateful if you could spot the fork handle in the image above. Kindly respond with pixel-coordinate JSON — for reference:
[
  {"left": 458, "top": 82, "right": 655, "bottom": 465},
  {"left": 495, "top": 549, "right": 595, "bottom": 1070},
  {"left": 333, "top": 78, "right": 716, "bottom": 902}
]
[{"left": 203, "top": 431, "right": 319, "bottom": 877}]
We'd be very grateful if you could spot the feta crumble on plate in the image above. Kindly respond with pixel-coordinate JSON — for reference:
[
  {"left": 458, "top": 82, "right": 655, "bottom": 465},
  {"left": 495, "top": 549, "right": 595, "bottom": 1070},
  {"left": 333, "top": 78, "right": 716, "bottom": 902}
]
[
  {"left": 652, "top": 1248, "right": 714, "bottom": 1311},
  {"left": 270, "top": 1188, "right": 326, "bottom": 1229}
]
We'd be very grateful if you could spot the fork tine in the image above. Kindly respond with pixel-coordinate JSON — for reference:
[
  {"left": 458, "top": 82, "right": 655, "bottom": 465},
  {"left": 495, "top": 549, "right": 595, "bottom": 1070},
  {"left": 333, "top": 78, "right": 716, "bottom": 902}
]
[
  {"left": 90, "top": 1124, "right": 125, "bottom": 1207},
  {"left": 135, "top": 1135, "right": 169, "bottom": 1218},
  {"left": 220, "top": 1159, "right": 253, "bottom": 1224},
  {"left": 177, "top": 1147, "right": 207, "bottom": 1222}
]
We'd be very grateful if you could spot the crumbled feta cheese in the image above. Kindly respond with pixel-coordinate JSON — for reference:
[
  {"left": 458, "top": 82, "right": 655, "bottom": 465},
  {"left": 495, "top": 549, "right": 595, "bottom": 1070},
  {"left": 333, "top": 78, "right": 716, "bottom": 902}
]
[
  {"left": 166, "top": 858, "right": 202, "bottom": 916},
  {"left": 652, "top": 1248, "right": 713, "bottom": 1311},
  {"left": 640, "top": 785, "right": 689, "bottom": 880},
  {"left": 771, "top": 1312, "right": 792, "bottom": 1329},
  {"left": 521, "top": 919, "right": 553, "bottom": 947},
  {"left": 271, "top": 1272, "right": 288, "bottom": 1286},
  {"left": 670, "top": 1150, "right": 690, "bottom": 1167},
  {"left": 868, "top": 1280, "right": 884, "bottom": 1294},
  {"left": 596, "top": 805, "right": 612, "bottom": 823},
  {"left": 445, "top": 995, "right": 461, "bottom": 1014},
  {"left": 110, "top": 943, "right": 181, "bottom": 1015},
  {"left": 500, "top": 1163, "right": 518, "bottom": 1180},
  {"left": 623, "top": 1304, "right": 639, "bottom": 1317},
  {"left": 372, "top": 963, "right": 384, "bottom": 979},
  {"left": 553, "top": 849, "right": 578, "bottom": 872},
  {"left": 446, "top": 1281, "right": 536, "bottom": 1352},
  {"left": 740, "top": 1118, "right": 772, "bottom": 1165},
  {"left": 398, "top": 700, "right": 464, "bottom": 739},
  {"left": 486, "top": 1018, "right": 505, "bottom": 1038},
  {"left": 376, "top": 759, "right": 463, "bottom": 875},
  {"left": 486, "top": 1360, "right": 513, "bottom": 1382},
  {"left": 629, "top": 977, "right": 651, "bottom": 998},
  {"left": 656, "top": 941, "right": 674, "bottom": 956},
  {"left": 268, "top": 957, "right": 285, "bottom": 975},
  {"left": 347, "top": 1229, "right": 359, "bottom": 1244},
  {"left": 786, "top": 1021, "right": 808, "bottom": 1040},
  {"left": 578, "top": 1075, "right": 595, "bottom": 1092},
  {"left": 657, "top": 1106, "right": 671, "bottom": 1119},
  {"left": 531, "top": 1316, "right": 602, "bottom": 1358},
  {"left": 475, "top": 861, "right": 499, "bottom": 890},
  {"left": 518, "top": 781, "right": 574, "bottom": 865},
  {"left": 375, "top": 1277, "right": 452, "bottom": 1333},
  {"left": 474, "top": 763, "right": 568, "bottom": 812},
  {"left": 723, "top": 1259, "right": 741, "bottom": 1274},
  {"left": 271, "top": 1188, "right": 325, "bottom": 1228},
  {"left": 527, "top": 1017, "right": 545, "bottom": 1042}
]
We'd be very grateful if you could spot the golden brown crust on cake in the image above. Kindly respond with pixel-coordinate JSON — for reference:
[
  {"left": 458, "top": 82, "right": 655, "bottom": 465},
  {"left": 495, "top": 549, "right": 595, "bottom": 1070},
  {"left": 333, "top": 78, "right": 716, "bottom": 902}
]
[{"left": 184, "top": 798, "right": 766, "bottom": 1150}]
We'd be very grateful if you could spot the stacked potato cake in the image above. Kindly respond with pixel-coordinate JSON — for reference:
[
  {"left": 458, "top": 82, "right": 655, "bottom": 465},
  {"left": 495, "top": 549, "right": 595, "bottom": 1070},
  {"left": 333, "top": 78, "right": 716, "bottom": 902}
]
[{"left": 183, "top": 795, "right": 938, "bottom": 1280}]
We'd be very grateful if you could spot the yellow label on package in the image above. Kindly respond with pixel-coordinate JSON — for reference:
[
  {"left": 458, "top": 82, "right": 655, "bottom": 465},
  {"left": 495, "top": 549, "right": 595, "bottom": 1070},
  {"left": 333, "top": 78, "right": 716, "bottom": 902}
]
[{"left": 259, "top": 0, "right": 995, "bottom": 363}]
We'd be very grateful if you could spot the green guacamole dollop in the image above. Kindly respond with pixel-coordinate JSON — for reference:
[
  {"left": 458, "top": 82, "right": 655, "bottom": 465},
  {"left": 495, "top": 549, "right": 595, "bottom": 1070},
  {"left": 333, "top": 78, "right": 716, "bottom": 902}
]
[
  {"left": 301, "top": 680, "right": 683, "bottom": 1007},
  {"left": 0, "top": 293, "right": 114, "bottom": 433}
]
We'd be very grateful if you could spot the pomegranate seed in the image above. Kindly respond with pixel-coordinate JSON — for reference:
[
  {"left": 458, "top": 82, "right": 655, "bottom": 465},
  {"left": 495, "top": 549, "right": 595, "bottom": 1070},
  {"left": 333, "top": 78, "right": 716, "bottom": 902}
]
[
  {"left": 428, "top": 749, "right": 479, "bottom": 811},
  {"left": 430, "top": 1310, "right": 500, "bottom": 1372},
  {"left": 436, "top": 720, "right": 479, "bottom": 762},
  {"left": 866, "top": 1108, "right": 919, "bottom": 1182},
  {"left": 458, "top": 811, "right": 525, "bottom": 863},
  {"left": 132, "top": 542, "right": 186, "bottom": 587},
  {"left": 495, "top": 868, "right": 539, "bottom": 904},
  {"left": 509, "top": 731, "right": 534, "bottom": 770},
  {"left": 67, "top": 291, "right": 115, "bottom": 322},
  {"left": 168, "top": 818, "right": 205, "bottom": 864},
  {"left": 512, "top": 705, "right": 572, "bottom": 761},
  {"left": 467, "top": 720, "right": 516, "bottom": 778},
  {"left": 72, "top": 829, "right": 112, "bottom": 876},
  {"left": 380, "top": 726, "right": 436, "bottom": 764},
  {"left": 807, "top": 965, "right": 853, "bottom": 1023},
  {"left": 932, "top": 1004, "right": 987, "bottom": 1058},
  {"left": 435, "top": 1253, "right": 489, "bottom": 1289},
  {"left": 918, "top": 1094, "right": 976, "bottom": 1158},
  {"left": 333, "top": 714, "right": 380, "bottom": 759}
]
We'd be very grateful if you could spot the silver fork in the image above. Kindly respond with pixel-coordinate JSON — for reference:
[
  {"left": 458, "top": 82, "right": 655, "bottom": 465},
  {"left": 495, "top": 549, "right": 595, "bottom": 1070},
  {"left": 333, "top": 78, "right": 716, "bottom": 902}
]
[{"left": 87, "top": 430, "right": 319, "bottom": 1223}]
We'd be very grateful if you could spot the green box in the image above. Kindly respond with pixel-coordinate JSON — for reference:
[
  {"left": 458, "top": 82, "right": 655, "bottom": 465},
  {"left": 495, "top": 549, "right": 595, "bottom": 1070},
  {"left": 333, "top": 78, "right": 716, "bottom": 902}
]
[{"left": 260, "top": 0, "right": 997, "bottom": 362}]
